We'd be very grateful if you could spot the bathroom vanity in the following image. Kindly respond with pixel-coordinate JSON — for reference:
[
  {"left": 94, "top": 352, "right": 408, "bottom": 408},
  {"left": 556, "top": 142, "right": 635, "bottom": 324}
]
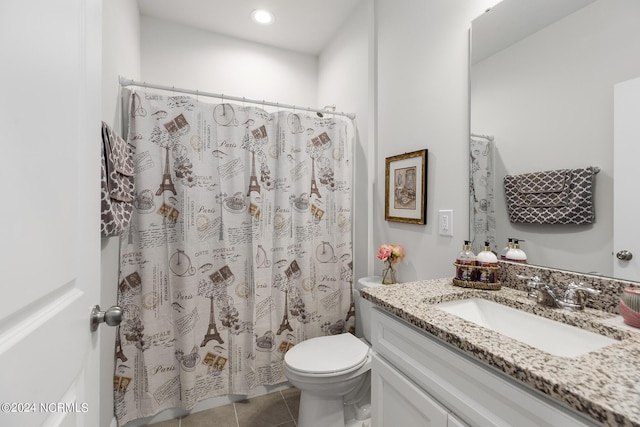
[{"left": 363, "top": 276, "right": 640, "bottom": 427}]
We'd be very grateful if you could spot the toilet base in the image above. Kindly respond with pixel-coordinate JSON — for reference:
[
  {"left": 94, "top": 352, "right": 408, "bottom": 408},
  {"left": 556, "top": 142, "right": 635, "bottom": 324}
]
[
  {"left": 345, "top": 417, "right": 371, "bottom": 427},
  {"left": 344, "top": 402, "right": 371, "bottom": 426},
  {"left": 297, "top": 390, "right": 372, "bottom": 427},
  {"left": 298, "top": 390, "right": 345, "bottom": 427}
]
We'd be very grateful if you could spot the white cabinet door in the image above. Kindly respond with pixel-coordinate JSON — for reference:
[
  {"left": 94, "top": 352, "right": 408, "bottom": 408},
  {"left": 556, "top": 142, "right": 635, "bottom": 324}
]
[
  {"left": 0, "top": 0, "right": 102, "bottom": 426},
  {"left": 372, "top": 354, "right": 448, "bottom": 427}
]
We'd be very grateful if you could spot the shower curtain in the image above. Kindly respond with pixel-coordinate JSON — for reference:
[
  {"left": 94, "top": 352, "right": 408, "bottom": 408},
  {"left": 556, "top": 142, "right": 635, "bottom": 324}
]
[
  {"left": 114, "top": 90, "right": 354, "bottom": 425},
  {"left": 469, "top": 136, "right": 495, "bottom": 254}
]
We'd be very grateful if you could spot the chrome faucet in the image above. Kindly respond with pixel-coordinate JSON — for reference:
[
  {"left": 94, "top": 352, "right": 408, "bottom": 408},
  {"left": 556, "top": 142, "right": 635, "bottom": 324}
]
[
  {"left": 524, "top": 276, "right": 560, "bottom": 308},
  {"left": 560, "top": 282, "right": 601, "bottom": 310},
  {"left": 518, "top": 276, "right": 600, "bottom": 310}
]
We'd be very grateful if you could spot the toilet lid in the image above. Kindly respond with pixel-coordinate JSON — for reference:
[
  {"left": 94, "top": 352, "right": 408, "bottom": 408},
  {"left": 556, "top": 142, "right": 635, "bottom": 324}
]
[{"left": 285, "top": 333, "right": 369, "bottom": 374}]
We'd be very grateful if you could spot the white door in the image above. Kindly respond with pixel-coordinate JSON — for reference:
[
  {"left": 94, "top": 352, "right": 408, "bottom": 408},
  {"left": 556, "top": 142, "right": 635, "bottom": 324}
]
[
  {"left": 0, "top": 0, "right": 102, "bottom": 426},
  {"left": 614, "top": 77, "right": 640, "bottom": 282}
]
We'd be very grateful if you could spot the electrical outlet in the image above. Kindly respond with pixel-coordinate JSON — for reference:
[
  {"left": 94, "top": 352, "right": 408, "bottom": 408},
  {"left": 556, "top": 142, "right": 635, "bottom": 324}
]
[{"left": 439, "top": 210, "right": 453, "bottom": 236}]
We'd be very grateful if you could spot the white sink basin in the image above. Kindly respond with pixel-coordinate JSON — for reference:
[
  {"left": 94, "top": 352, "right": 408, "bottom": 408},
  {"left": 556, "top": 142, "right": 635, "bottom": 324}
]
[{"left": 436, "top": 298, "right": 618, "bottom": 358}]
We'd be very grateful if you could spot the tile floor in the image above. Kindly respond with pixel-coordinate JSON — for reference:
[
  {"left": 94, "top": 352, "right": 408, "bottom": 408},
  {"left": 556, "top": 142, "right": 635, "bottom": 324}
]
[{"left": 149, "top": 387, "right": 300, "bottom": 427}]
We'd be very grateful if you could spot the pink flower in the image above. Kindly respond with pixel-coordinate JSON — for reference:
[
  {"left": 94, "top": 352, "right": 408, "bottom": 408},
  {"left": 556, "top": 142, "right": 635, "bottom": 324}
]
[
  {"left": 377, "top": 245, "right": 392, "bottom": 261},
  {"left": 377, "top": 244, "right": 405, "bottom": 264}
]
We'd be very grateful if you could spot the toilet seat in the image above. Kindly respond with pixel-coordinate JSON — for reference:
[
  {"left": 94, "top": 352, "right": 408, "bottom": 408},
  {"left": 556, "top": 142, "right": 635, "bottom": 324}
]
[{"left": 284, "top": 333, "right": 370, "bottom": 376}]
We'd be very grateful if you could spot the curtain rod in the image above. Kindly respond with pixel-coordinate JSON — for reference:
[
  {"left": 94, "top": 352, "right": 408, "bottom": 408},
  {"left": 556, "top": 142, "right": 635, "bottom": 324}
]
[{"left": 119, "top": 76, "right": 356, "bottom": 120}]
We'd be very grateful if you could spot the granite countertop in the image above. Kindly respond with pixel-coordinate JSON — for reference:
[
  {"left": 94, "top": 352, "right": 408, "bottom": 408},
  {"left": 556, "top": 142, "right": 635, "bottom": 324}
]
[{"left": 362, "top": 277, "right": 640, "bottom": 427}]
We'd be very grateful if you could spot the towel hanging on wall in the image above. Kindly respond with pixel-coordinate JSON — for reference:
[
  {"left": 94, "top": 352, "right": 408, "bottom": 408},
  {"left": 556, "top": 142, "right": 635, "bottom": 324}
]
[
  {"left": 503, "top": 166, "right": 597, "bottom": 224},
  {"left": 100, "top": 121, "right": 135, "bottom": 236}
]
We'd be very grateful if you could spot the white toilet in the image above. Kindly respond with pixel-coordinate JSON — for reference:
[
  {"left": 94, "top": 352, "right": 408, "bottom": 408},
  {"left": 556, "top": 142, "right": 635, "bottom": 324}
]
[{"left": 284, "top": 276, "right": 382, "bottom": 427}]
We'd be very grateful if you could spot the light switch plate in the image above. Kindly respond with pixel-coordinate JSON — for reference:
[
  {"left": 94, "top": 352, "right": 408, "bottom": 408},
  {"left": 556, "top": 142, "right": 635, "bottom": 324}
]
[{"left": 439, "top": 209, "right": 453, "bottom": 236}]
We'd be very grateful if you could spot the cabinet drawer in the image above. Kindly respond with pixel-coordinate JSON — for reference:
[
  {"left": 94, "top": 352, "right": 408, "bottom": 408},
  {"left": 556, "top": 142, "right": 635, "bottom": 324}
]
[{"left": 372, "top": 307, "right": 599, "bottom": 427}]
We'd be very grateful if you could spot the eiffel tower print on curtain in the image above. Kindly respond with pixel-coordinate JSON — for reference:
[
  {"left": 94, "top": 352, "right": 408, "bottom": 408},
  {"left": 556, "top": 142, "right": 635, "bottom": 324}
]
[{"left": 156, "top": 145, "right": 177, "bottom": 196}]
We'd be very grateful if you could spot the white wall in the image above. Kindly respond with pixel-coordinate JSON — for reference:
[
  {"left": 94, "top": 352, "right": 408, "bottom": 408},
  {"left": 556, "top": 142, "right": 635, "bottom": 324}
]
[
  {"left": 471, "top": 0, "right": 640, "bottom": 276},
  {"left": 102, "top": 0, "right": 141, "bottom": 125},
  {"left": 101, "top": 1, "right": 141, "bottom": 426},
  {"left": 374, "top": 0, "right": 495, "bottom": 281},
  {"left": 318, "top": 0, "right": 371, "bottom": 283},
  {"left": 140, "top": 16, "right": 318, "bottom": 107}
]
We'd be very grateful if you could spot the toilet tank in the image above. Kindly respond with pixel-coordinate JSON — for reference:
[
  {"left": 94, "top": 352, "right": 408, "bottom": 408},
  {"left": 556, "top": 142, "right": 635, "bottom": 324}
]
[{"left": 355, "top": 276, "right": 383, "bottom": 343}]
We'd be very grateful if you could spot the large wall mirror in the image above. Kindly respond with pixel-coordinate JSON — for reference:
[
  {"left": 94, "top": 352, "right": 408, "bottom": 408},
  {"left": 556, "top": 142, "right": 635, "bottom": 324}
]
[{"left": 470, "top": 0, "right": 640, "bottom": 280}]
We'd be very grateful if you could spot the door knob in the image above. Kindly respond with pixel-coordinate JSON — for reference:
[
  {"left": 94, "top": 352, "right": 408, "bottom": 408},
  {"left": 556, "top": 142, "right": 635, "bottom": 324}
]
[
  {"left": 90, "top": 305, "right": 123, "bottom": 332},
  {"left": 616, "top": 250, "right": 633, "bottom": 261}
]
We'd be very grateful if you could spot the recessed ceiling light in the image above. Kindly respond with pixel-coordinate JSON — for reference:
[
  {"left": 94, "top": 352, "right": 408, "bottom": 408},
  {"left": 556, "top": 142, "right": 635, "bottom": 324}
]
[{"left": 251, "top": 9, "right": 274, "bottom": 25}]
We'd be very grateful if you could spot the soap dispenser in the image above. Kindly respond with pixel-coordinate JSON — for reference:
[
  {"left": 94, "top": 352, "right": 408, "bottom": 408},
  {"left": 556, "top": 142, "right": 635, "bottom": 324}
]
[
  {"left": 506, "top": 239, "right": 527, "bottom": 263},
  {"left": 476, "top": 241, "right": 498, "bottom": 283},
  {"left": 500, "top": 238, "right": 514, "bottom": 260},
  {"left": 455, "top": 240, "right": 476, "bottom": 281}
]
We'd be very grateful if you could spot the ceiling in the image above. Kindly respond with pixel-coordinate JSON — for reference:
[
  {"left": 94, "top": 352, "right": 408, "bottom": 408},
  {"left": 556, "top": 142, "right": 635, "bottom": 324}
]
[
  {"left": 471, "top": 0, "right": 596, "bottom": 64},
  {"left": 136, "top": 0, "right": 363, "bottom": 56}
]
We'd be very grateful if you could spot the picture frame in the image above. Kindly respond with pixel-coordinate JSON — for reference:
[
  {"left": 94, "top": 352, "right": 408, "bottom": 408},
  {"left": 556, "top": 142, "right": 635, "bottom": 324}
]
[{"left": 385, "top": 149, "right": 428, "bottom": 224}]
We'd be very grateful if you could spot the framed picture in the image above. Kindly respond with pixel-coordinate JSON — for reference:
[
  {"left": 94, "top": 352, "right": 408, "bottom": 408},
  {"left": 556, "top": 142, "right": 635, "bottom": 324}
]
[{"left": 385, "top": 149, "right": 428, "bottom": 224}]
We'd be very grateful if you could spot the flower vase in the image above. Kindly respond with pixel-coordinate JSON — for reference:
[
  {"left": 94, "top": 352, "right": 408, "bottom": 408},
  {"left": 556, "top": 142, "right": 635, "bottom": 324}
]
[{"left": 381, "top": 262, "right": 396, "bottom": 285}]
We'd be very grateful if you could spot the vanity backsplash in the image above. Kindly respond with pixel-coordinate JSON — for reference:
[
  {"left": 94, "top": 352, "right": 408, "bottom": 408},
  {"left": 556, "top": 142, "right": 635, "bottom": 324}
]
[{"left": 499, "top": 261, "right": 640, "bottom": 313}]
